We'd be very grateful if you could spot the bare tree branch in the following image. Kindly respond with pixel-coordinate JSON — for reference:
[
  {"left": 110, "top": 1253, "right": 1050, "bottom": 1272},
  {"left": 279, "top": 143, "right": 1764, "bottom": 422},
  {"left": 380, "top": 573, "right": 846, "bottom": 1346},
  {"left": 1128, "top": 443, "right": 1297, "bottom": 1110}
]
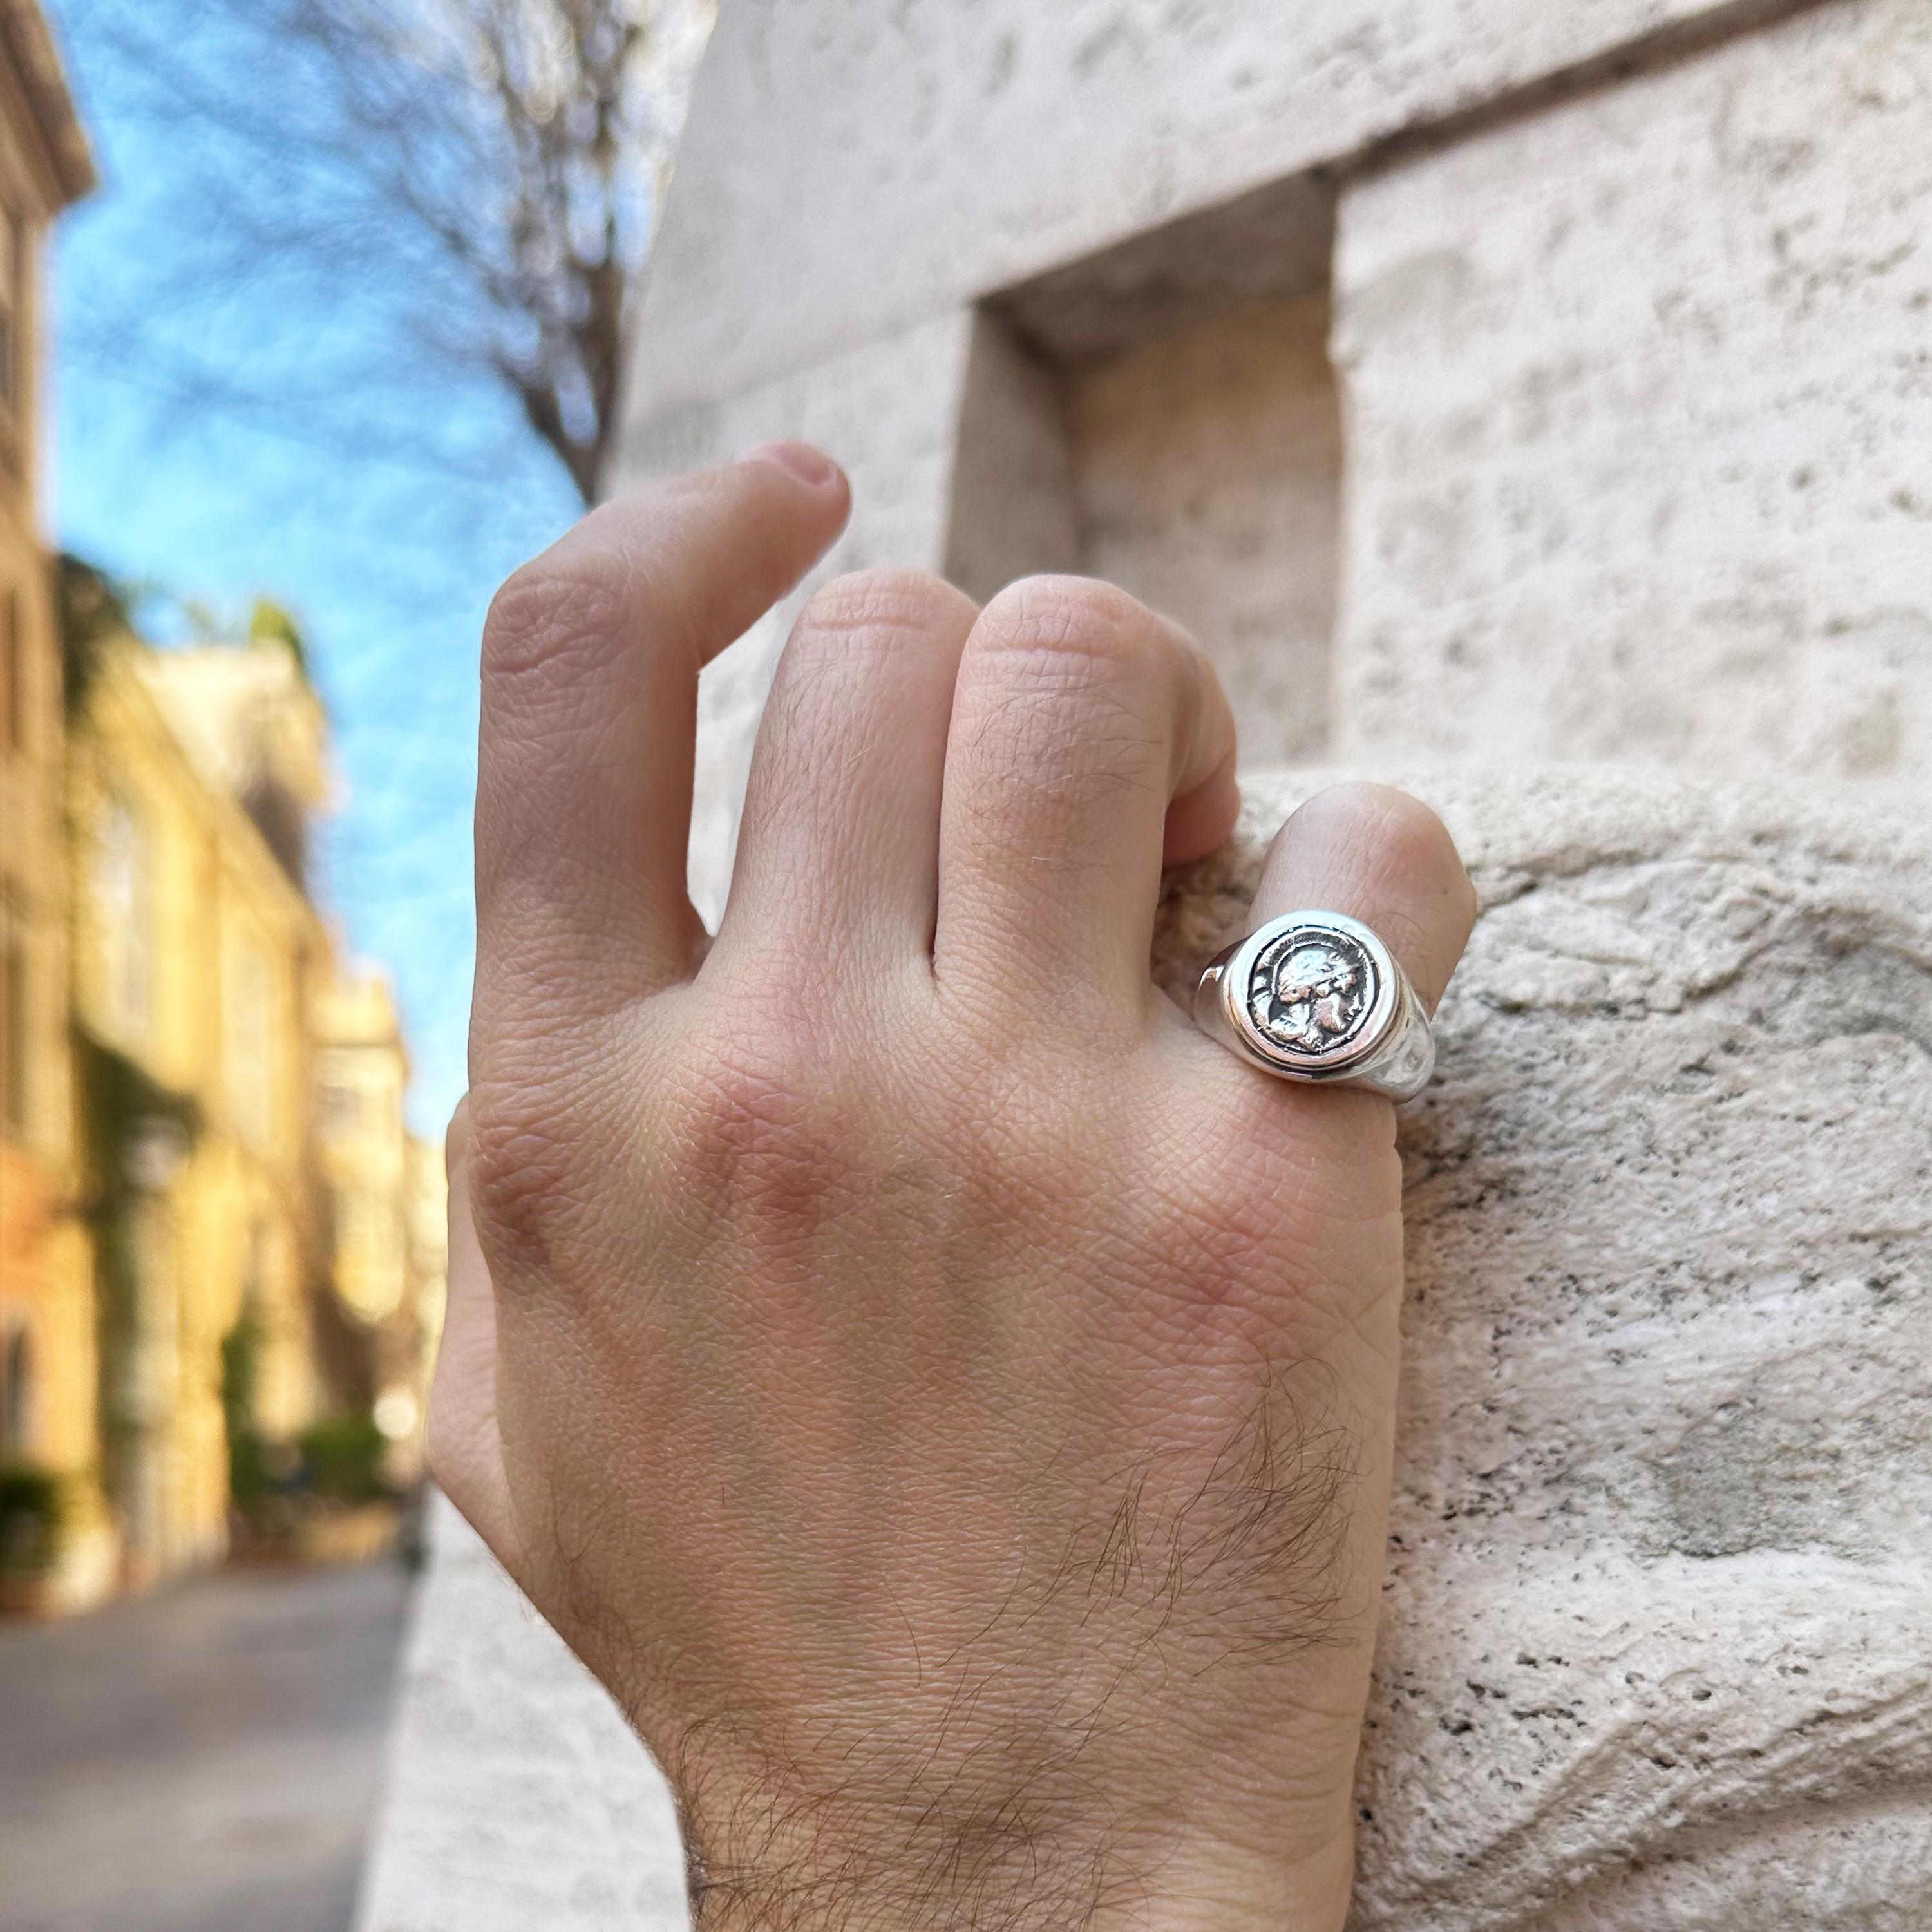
[{"left": 59, "top": 0, "right": 714, "bottom": 502}]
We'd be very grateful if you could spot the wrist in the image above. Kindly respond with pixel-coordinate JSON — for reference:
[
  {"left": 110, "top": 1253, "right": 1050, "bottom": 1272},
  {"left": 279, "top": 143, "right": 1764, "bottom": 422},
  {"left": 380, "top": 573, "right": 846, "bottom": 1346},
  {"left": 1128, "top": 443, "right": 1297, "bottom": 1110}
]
[{"left": 681, "top": 1775, "right": 1356, "bottom": 1932}]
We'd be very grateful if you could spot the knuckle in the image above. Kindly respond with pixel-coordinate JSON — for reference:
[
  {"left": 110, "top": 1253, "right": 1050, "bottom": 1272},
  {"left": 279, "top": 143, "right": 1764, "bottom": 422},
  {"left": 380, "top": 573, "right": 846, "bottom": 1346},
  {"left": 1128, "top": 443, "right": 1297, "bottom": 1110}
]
[
  {"left": 1282, "top": 783, "right": 1478, "bottom": 985},
  {"left": 708, "top": 936, "right": 833, "bottom": 1037},
  {"left": 796, "top": 566, "right": 971, "bottom": 645},
  {"left": 962, "top": 578, "right": 1174, "bottom": 800},
  {"left": 464, "top": 1077, "right": 586, "bottom": 1281},
  {"left": 1296, "top": 782, "right": 1461, "bottom": 878},
  {"left": 976, "top": 574, "right": 1161, "bottom": 677},
  {"left": 761, "top": 569, "right": 966, "bottom": 750},
  {"left": 482, "top": 553, "right": 632, "bottom": 690},
  {"left": 659, "top": 1034, "right": 848, "bottom": 1254}
]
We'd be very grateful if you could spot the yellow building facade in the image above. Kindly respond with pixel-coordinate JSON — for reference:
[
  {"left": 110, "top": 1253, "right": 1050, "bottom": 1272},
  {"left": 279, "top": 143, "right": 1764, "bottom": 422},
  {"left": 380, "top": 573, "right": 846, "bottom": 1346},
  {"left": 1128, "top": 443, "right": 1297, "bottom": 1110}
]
[
  {"left": 64, "top": 621, "right": 337, "bottom": 1584},
  {"left": 0, "top": 3, "right": 102, "bottom": 1610},
  {"left": 0, "top": 0, "right": 438, "bottom": 1612},
  {"left": 404, "top": 1131, "right": 448, "bottom": 1428},
  {"left": 315, "top": 969, "right": 411, "bottom": 1332},
  {"left": 314, "top": 971, "right": 447, "bottom": 1482}
]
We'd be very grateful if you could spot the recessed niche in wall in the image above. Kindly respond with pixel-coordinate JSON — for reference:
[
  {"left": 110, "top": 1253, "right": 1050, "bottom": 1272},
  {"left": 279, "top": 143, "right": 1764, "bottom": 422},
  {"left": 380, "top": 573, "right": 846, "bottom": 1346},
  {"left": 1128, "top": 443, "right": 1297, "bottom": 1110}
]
[{"left": 946, "top": 173, "right": 1342, "bottom": 768}]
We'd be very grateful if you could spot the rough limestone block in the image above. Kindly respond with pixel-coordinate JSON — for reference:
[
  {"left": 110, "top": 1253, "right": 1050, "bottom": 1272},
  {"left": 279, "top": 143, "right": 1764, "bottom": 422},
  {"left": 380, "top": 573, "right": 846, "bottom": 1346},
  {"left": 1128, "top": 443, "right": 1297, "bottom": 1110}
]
[
  {"left": 626, "top": 0, "right": 1785, "bottom": 419},
  {"left": 363, "top": 766, "right": 1929, "bottom": 1930},
  {"left": 625, "top": 1, "right": 1932, "bottom": 788},
  {"left": 1063, "top": 290, "right": 1345, "bottom": 768},
  {"left": 355, "top": 1496, "right": 685, "bottom": 1932},
  {"left": 1157, "top": 768, "right": 1932, "bottom": 1929},
  {"left": 608, "top": 311, "right": 977, "bottom": 922},
  {"left": 1334, "top": 0, "right": 1932, "bottom": 779}
]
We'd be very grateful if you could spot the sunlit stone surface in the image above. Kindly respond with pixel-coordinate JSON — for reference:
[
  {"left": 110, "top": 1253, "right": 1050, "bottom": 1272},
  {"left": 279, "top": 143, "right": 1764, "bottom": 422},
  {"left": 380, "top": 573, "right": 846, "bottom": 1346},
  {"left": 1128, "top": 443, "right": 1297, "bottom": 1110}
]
[
  {"left": 361, "top": 1, "right": 1932, "bottom": 1924},
  {"left": 1160, "top": 770, "right": 1932, "bottom": 1932},
  {"left": 363, "top": 770, "right": 1931, "bottom": 1932}
]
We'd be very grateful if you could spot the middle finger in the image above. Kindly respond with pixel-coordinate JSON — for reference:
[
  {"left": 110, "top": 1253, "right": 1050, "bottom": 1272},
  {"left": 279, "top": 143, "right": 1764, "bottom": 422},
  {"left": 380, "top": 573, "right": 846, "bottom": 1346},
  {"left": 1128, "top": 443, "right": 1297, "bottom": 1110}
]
[{"left": 935, "top": 576, "right": 1238, "bottom": 1034}]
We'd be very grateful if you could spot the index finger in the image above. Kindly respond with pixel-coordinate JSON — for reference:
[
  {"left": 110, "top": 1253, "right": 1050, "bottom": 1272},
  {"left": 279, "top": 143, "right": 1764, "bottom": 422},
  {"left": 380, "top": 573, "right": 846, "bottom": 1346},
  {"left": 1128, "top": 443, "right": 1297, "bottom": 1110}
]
[{"left": 473, "top": 447, "right": 850, "bottom": 1024}]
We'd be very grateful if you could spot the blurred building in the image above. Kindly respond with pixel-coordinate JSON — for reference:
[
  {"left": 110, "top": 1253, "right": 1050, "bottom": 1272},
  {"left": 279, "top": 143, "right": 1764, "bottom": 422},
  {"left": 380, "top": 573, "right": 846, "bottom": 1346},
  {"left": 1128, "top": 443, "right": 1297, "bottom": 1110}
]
[
  {"left": 0, "top": 3, "right": 443, "bottom": 1616},
  {"left": 314, "top": 965, "right": 444, "bottom": 1482},
  {"left": 51, "top": 591, "right": 446, "bottom": 1599},
  {"left": 404, "top": 1132, "right": 448, "bottom": 1405},
  {"left": 0, "top": 0, "right": 102, "bottom": 1610},
  {"left": 314, "top": 969, "right": 410, "bottom": 1332},
  {"left": 64, "top": 618, "right": 337, "bottom": 1584},
  {"left": 390, "top": 1131, "right": 448, "bottom": 1490}
]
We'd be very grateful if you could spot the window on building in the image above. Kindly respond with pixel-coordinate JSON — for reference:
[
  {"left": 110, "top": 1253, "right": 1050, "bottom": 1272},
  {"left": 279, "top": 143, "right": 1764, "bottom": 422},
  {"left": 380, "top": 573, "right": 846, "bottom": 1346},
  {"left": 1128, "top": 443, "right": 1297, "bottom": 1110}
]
[
  {"left": 348, "top": 1186, "right": 375, "bottom": 1256},
  {"left": 95, "top": 791, "right": 155, "bottom": 1036},
  {"left": 3, "top": 926, "right": 26, "bottom": 1136},
  {"left": 333, "top": 1180, "right": 406, "bottom": 1321},
  {"left": 243, "top": 775, "right": 307, "bottom": 886},
  {"left": 0, "top": 585, "right": 19, "bottom": 755},
  {"left": 320, "top": 1076, "right": 361, "bottom": 1141}
]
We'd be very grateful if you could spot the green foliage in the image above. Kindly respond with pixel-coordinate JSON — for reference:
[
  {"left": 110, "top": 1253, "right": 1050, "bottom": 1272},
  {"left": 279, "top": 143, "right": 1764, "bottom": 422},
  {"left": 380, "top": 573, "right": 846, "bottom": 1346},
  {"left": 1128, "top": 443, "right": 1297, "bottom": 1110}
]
[
  {"left": 56, "top": 551, "right": 316, "bottom": 718},
  {"left": 299, "top": 1412, "right": 392, "bottom": 1505},
  {"left": 73, "top": 1030, "right": 202, "bottom": 1511},
  {"left": 247, "top": 597, "right": 311, "bottom": 677},
  {"left": 55, "top": 553, "right": 137, "bottom": 718},
  {"left": 227, "top": 1428, "right": 277, "bottom": 1513},
  {"left": 227, "top": 1323, "right": 395, "bottom": 1532},
  {"left": 220, "top": 1313, "right": 274, "bottom": 1511},
  {"left": 220, "top": 1311, "right": 258, "bottom": 1427},
  {"left": 74, "top": 1030, "right": 202, "bottom": 1212},
  {"left": 0, "top": 1463, "right": 68, "bottom": 1577}
]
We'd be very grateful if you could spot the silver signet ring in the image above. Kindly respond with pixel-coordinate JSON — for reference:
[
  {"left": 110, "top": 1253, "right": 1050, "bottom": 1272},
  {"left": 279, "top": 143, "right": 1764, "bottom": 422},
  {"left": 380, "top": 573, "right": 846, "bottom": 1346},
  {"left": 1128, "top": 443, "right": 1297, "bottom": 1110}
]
[{"left": 1192, "top": 911, "right": 1435, "bottom": 1103}]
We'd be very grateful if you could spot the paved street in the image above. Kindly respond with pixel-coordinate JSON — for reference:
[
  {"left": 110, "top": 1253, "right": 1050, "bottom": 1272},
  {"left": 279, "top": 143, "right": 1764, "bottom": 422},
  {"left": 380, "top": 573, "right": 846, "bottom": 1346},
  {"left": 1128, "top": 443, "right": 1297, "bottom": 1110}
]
[{"left": 0, "top": 1558, "right": 415, "bottom": 1932}]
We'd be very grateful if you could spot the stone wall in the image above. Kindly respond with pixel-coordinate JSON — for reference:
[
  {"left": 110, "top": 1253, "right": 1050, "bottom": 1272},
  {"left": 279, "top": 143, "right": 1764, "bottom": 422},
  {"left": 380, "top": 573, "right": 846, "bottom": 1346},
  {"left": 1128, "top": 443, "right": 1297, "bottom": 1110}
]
[
  {"left": 363, "top": 772, "right": 1932, "bottom": 1931},
  {"left": 624, "top": 0, "right": 1817, "bottom": 415},
  {"left": 1158, "top": 771, "right": 1932, "bottom": 1930},
  {"left": 621, "top": 0, "right": 1932, "bottom": 789},
  {"left": 360, "top": 1, "right": 1932, "bottom": 1925},
  {"left": 1334, "top": 0, "right": 1932, "bottom": 776},
  {"left": 356, "top": 1499, "right": 685, "bottom": 1932}
]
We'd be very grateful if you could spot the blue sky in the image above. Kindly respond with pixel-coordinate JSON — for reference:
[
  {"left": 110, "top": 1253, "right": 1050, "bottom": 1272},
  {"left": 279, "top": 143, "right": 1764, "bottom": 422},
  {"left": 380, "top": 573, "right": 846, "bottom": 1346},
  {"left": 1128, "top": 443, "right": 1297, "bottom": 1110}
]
[{"left": 51, "top": 0, "right": 590, "bottom": 1133}]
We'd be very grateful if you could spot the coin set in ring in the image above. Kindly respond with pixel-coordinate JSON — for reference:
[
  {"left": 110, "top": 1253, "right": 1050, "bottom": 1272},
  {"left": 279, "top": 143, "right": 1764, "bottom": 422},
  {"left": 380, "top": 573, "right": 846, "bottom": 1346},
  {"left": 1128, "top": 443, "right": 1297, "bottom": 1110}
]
[{"left": 1191, "top": 910, "right": 1436, "bottom": 1103}]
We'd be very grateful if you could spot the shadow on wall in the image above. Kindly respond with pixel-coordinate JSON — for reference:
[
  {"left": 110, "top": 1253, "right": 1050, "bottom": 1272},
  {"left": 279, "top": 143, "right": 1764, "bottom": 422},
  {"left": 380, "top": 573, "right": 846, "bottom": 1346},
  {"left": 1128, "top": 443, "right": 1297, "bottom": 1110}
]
[{"left": 950, "top": 173, "right": 1344, "bottom": 770}]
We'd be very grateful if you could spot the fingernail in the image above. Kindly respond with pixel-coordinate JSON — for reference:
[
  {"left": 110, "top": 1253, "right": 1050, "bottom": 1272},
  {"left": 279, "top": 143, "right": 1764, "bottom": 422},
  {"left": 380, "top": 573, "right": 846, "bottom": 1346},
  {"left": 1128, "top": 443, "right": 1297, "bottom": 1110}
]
[{"left": 743, "top": 440, "right": 843, "bottom": 488}]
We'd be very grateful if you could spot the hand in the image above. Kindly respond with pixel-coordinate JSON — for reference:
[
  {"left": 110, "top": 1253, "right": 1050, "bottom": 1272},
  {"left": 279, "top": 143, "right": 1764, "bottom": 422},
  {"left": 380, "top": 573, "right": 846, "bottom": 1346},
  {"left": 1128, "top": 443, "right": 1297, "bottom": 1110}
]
[{"left": 431, "top": 445, "right": 1475, "bottom": 1932}]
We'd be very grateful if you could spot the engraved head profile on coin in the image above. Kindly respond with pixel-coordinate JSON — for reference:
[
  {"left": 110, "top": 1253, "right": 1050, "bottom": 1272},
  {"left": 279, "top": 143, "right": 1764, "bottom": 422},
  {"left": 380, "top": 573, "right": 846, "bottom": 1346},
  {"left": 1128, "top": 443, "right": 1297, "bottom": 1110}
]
[{"left": 1246, "top": 926, "right": 1380, "bottom": 1059}]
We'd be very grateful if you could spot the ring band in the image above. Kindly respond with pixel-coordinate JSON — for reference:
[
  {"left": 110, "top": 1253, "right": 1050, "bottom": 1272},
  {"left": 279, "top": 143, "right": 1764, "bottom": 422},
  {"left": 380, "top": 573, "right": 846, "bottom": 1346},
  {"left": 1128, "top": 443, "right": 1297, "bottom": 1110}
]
[{"left": 1192, "top": 911, "right": 1435, "bottom": 1102}]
